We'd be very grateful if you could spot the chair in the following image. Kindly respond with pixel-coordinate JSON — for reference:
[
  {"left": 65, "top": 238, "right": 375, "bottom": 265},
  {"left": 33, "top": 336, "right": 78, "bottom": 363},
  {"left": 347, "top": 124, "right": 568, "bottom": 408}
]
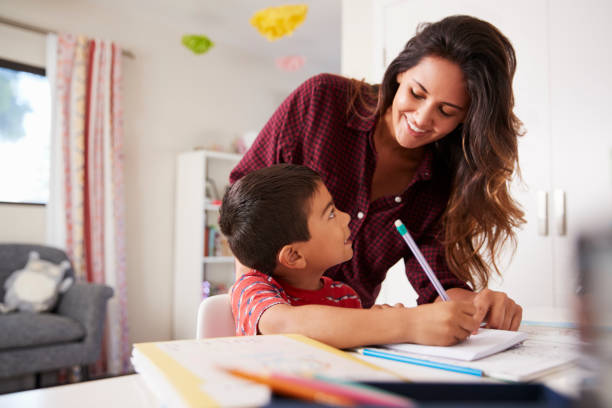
[
  {"left": 0, "top": 244, "right": 114, "bottom": 393},
  {"left": 195, "top": 293, "right": 235, "bottom": 339}
]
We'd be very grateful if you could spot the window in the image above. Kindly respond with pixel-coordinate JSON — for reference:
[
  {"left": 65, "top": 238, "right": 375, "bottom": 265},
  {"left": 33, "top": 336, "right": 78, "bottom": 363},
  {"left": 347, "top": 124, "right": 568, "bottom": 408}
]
[{"left": 0, "top": 58, "right": 50, "bottom": 205}]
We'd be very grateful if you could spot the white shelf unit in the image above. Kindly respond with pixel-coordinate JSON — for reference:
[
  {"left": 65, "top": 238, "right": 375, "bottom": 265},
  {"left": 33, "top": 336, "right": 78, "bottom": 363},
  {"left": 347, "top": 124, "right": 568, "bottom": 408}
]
[{"left": 173, "top": 149, "right": 242, "bottom": 339}]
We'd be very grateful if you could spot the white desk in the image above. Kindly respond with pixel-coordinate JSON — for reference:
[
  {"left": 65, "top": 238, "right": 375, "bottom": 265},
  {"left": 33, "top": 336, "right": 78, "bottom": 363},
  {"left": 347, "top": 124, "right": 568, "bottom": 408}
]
[
  {"left": 0, "top": 361, "right": 585, "bottom": 408},
  {"left": 0, "top": 317, "right": 586, "bottom": 407},
  {"left": 0, "top": 374, "right": 159, "bottom": 408}
]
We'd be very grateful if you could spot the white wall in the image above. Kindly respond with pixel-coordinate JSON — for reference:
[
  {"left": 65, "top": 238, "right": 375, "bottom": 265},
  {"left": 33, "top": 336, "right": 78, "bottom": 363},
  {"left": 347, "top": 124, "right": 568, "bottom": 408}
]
[
  {"left": 0, "top": 0, "right": 332, "bottom": 343},
  {"left": 0, "top": 204, "right": 46, "bottom": 243},
  {"left": 341, "top": 0, "right": 376, "bottom": 82}
]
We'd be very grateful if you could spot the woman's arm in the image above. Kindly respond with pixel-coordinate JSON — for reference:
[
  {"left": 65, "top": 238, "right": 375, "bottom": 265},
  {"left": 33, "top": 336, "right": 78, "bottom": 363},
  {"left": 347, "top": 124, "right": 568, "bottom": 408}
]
[{"left": 258, "top": 301, "right": 480, "bottom": 349}]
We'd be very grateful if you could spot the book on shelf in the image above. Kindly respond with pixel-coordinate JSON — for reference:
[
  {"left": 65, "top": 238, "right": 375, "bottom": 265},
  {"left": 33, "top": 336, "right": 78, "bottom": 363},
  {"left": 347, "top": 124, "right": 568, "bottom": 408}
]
[
  {"left": 131, "top": 334, "right": 403, "bottom": 408},
  {"left": 203, "top": 225, "right": 233, "bottom": 257}
]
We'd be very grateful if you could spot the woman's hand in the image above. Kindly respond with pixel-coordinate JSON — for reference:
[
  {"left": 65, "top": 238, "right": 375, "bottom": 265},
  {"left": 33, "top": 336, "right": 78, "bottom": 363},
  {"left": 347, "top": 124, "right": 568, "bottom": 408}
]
[
  {"left": 473, "top": 289, "right": 522, "bottom": 331},
  {"left": 410, "top": 301, "right": 480, "bottom": 346}
]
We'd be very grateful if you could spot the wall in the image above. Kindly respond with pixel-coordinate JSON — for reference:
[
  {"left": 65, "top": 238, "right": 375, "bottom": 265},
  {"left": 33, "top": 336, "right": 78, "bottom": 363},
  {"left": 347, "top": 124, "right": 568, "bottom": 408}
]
[
  {"left": 341, "top": 0, "right": 375, "bottom": 82},
  {"left": 0, "top": 0, "right": 332, "bottom": 343}
]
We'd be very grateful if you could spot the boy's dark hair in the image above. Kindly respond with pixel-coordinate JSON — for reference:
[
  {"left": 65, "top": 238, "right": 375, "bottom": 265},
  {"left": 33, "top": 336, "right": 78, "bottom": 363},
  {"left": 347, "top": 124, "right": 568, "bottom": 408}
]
[{"left": 218, "top": 164, "right": 322, "bottom": 276}]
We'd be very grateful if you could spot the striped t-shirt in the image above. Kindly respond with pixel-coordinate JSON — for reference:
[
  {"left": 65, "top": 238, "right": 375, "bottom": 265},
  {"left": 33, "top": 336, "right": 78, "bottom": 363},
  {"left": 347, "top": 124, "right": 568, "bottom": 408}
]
[{"left": 230, "top": 270, "right": 362, "bottom": 336}]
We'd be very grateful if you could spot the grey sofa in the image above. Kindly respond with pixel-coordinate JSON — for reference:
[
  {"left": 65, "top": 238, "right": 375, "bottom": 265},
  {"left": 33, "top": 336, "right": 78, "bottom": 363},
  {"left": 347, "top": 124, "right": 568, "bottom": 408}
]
[{"left": 0, "top": 244, "right": 114, "bottom": 393}]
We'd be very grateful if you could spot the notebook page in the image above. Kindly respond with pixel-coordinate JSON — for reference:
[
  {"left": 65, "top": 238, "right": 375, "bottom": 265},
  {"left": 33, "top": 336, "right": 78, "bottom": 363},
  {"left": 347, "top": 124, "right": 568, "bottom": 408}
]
[
  {"left": 371, "top": 326, "right": 580, "bottom": 381},
  {"left": 132, "top": 334, "right": 403, "bottom": 407},
  {"left": 385, "top": 329, "right": 528, "bottom": 361}
]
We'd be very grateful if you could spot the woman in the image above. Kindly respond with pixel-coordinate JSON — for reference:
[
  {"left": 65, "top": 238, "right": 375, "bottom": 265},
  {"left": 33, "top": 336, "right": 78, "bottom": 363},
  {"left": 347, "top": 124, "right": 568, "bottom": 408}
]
[{"left": 230, "top": 15, "right": 524, "bottom": 331}]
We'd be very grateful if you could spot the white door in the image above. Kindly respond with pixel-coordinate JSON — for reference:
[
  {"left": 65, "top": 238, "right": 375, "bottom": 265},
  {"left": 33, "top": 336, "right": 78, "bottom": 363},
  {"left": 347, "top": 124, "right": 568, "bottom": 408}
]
[
  {"left": 547, "top": 0, "right": 612, "bottom": 305},
  {"left": 374, "top": 0, "right": 597, "bottom": 309}
]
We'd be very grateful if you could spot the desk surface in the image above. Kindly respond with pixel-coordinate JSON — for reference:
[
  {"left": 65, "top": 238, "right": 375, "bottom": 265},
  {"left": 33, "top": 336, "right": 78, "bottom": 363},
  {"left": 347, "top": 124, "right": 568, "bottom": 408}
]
[
  {"left": 0, "top": 375, "right": 158, "bottom": 408},
  {"left": 0, "top": 318, "right": 586, "bottom": 408},
  {"left": 0, "top": 360, "right": 586, "bottom": 408}
]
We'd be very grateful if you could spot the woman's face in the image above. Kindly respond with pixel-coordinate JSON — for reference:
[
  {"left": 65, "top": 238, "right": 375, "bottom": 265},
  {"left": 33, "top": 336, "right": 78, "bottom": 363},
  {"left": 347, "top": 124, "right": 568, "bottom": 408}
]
[{"left": 390, "top": 56, "right": 469, "bottom": 149}]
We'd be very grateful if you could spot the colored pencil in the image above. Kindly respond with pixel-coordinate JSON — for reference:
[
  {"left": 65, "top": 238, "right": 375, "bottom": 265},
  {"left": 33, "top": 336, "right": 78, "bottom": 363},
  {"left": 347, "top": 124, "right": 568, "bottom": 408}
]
[
  {"left": 224, "top": 367, "right": 414, "bottom": 407},
  {"left": 311, "top": 374, "right": 415, "bottom": 407},
  {"left": 362, "top": 348, "right": 483, "bottom": 377},
  {"left": 224, "top": 367, "right": 354, "bottom": 406}
]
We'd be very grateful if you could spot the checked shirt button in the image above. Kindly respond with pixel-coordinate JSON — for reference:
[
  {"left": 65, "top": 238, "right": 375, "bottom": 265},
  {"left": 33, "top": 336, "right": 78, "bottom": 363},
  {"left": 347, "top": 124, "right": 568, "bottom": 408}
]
[
  {"left": 394, "top": 196, "right": 402, "bottom": 203},
  {"left": 357, "top": 211, "right": 364, "bottom": 219}
]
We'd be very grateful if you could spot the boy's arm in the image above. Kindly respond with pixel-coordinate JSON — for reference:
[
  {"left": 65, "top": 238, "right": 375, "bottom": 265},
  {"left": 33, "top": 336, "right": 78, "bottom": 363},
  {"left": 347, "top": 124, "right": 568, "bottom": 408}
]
[{"left": 259, "top": 301, "right": 480, "bottom": 349}]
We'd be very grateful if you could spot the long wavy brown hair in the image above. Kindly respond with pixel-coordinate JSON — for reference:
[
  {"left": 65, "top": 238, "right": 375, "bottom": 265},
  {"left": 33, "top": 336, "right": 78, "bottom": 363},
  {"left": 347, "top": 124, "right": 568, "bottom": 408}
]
[{"left": 349, "top": 15, "right": 526, "bottom": 290}]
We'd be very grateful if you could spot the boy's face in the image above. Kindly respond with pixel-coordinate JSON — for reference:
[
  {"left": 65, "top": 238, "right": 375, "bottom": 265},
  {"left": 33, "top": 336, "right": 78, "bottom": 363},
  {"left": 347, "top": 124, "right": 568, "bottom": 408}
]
[{"left": 301, "top": 181, "right": 353, "bottom": 271}]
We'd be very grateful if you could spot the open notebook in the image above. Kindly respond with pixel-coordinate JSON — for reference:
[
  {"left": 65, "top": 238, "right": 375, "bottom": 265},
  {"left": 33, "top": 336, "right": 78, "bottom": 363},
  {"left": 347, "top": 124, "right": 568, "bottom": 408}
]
[
  {"left": 132, "top": 334, "right": 402, "bottom": 408},
  {"left": 369, "top": 326, "right": 579, "bottom": 381},
  {"left": 385, "top": 328, "right": 528, "bottom": 361}
]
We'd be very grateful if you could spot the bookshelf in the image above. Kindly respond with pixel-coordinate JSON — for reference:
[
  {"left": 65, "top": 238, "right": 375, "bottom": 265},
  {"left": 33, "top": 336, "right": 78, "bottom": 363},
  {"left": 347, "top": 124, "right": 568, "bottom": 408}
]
[{"left": 173, "top": 149, "right": 242, "bottom": 339}]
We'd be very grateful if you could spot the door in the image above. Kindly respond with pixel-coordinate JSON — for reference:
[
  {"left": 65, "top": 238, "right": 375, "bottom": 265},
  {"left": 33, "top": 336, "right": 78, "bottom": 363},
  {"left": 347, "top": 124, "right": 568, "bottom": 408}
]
[{"left": 548, "top": 0, "right": 612, "bottom": 306}]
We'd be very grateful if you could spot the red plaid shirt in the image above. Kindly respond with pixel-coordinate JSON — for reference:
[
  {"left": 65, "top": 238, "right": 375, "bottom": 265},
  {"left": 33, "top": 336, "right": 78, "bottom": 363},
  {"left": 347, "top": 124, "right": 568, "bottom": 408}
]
[{"left": 230, "top": 74, "right": 470, "bottom": 307}]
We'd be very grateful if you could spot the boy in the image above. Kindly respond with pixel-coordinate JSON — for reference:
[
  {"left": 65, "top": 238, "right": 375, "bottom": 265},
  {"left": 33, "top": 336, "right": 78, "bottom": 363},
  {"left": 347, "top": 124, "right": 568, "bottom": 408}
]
[{"left": 219, "top": 164, "right": 479, "bottom": 349}]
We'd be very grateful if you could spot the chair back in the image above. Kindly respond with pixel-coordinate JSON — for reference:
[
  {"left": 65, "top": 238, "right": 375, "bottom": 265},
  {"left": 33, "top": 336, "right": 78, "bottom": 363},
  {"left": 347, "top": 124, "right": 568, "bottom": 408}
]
[
  {"left": 0, "top": 244, "right": 75, "bottom": 300},
  {"left": 195, "top": 293, "right": 235, "bottom": 339}
]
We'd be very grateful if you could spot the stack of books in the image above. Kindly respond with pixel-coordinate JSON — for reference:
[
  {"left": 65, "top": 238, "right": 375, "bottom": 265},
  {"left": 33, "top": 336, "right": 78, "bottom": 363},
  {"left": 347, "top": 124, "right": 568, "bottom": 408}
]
[{"left": 131, "top": 334, "right": 409, "bottom": 407}]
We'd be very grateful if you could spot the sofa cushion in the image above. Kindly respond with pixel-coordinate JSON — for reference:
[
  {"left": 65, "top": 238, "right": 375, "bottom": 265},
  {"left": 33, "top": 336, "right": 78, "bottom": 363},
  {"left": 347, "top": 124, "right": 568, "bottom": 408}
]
[{"left": 0, "top": 312, "right": 85, "bottom": 349}]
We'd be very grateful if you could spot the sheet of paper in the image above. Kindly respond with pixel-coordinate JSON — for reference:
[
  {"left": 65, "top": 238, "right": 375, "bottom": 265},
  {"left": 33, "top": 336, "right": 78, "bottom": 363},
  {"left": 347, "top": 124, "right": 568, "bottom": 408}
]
[
  {"left": 385, "top": 329, "right": 528, "bottom": 361},
  {"left": 155, "top": 334, "right": 401, "bottom": 381},
  {"left": 378, "top": 326, "right": 581, "bottom": 381}
]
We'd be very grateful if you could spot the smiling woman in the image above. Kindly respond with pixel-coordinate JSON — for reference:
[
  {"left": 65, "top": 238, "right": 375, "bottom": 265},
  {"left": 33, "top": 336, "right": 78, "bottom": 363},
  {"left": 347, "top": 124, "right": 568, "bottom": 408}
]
[
  {"left": 389, "top": 56, "right": 468, "bottom": 150},
  {"left": 230, "top": 15, "right": 525, "bottom": 338}
]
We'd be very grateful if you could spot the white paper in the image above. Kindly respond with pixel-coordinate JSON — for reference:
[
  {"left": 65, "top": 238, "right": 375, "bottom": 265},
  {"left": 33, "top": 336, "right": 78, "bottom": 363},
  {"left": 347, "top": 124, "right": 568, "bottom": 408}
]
[
  {"left": 156, "top": 335, "right": 400, "bottom": 381},
  {"left": 379, "top": 326, "right": 580, "bottom": 381},
  {"left": 385, "top": 329, "right": 528, "bottom": 361}
]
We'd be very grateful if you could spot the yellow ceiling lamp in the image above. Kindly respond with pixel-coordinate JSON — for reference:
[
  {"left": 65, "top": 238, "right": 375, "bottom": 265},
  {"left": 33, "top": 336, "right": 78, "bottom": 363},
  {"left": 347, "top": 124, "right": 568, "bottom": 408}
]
[{"left": 250, "top": 4, "right": 308, "bottom": 41}]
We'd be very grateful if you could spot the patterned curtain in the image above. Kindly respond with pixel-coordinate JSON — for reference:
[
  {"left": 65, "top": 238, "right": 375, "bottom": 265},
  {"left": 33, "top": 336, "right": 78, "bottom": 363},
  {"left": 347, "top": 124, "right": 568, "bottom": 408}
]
[{"left": 46, "top": 33, "right": 130, "bottom": 375}]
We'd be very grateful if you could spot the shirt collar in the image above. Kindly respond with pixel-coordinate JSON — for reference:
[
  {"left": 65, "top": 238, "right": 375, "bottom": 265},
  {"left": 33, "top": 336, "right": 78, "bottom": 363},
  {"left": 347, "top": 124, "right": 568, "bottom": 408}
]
[{"left": 415, "top": 147, "right": 434, "bottom": 181}]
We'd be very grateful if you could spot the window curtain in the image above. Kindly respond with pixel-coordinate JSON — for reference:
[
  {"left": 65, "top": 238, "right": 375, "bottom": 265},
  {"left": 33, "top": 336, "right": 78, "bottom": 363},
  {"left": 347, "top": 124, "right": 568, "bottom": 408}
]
[{"left": 46, "top": 33, "right": 129, "bottom": 375}]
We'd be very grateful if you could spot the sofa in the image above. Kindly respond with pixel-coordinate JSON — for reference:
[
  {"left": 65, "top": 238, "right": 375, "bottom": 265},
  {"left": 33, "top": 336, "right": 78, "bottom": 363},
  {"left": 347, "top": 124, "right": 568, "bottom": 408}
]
[{"left": 0, "top": 244, "right": 114, "bottom": 393}]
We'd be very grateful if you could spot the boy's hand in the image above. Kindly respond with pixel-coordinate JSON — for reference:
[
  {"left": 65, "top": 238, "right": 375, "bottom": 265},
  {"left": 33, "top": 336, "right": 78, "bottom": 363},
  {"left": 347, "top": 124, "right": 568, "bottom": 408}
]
[{"left": 410, "top": 301, "right": 480, "bottom": 346}]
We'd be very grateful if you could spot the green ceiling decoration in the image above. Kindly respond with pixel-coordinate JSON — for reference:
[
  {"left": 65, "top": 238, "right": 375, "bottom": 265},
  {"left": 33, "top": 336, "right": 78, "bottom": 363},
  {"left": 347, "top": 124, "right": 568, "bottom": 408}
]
[{"left": 181, "top": 35, "right": 214, "bottom": 54}]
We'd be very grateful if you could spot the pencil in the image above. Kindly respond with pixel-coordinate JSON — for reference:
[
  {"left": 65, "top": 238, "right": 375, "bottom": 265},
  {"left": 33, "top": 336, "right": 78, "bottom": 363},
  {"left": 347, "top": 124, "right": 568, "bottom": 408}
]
[
  {"left": 361, "top": 348, "right": 483, "bottom": 377},
  {"left": 394, "top": 219, "right": 449, "bottom": 301},
  {"left": 223, "top": 367, "right": 355, "bottom": 406},
  {"left": 310, "top": 374, "right": 415, "bottom": 407}
]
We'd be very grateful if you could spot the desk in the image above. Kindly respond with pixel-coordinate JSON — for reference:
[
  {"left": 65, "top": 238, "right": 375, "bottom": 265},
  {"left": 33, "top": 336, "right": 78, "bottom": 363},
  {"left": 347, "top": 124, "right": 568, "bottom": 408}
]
[
  {"left": 0, "top": 361, "right": 585, "bottom": 408},
  {"left": 0, "top": 374, "right": 159, "bottom": 408},
  {"left": 0, "top": 319, "right": 586, "bottom": 407}
]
